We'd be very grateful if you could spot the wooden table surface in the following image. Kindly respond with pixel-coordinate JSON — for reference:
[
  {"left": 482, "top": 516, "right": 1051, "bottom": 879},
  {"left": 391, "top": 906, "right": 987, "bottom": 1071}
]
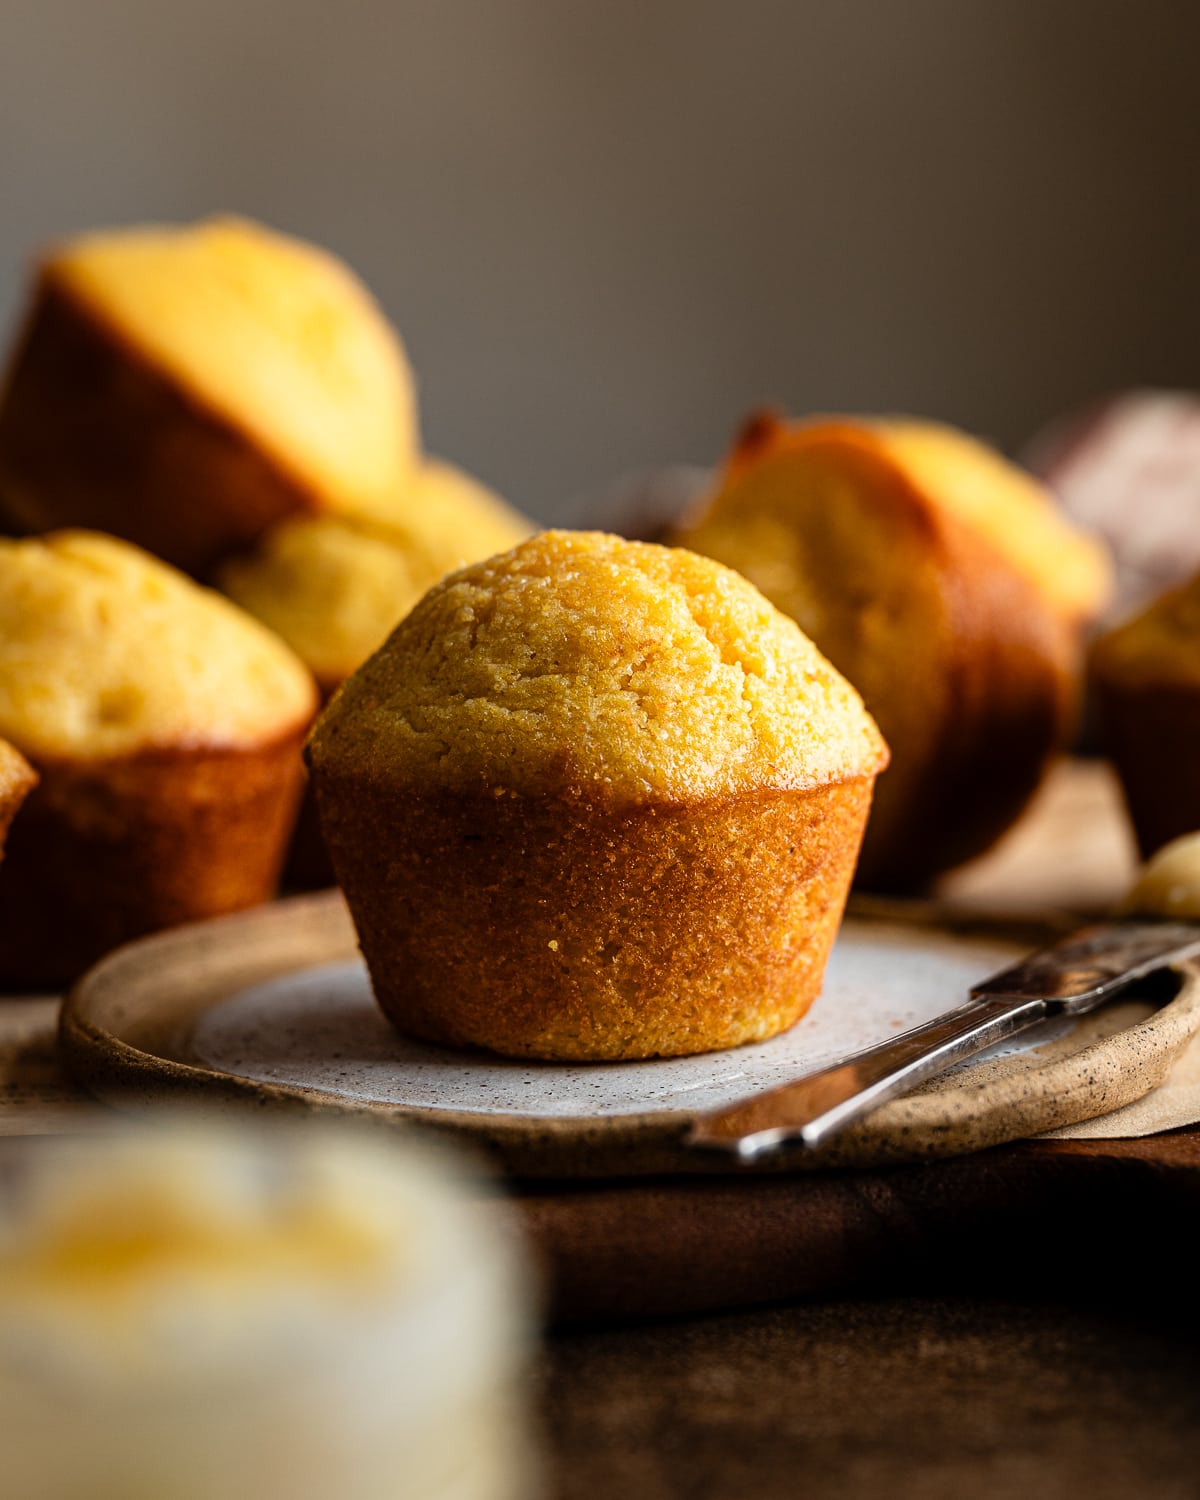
[
  {"left": 8, "top": 759, "right": 1200, "bottom": 1498},
  {"left": 536, "top": 763, "right": 1200, "bottom": 1498}
]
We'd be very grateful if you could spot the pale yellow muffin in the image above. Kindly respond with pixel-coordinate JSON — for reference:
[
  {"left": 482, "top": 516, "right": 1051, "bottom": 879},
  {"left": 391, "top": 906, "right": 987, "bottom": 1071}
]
[
  {"left": 0, "top": 1125, "right": 534, "bottom": 1500},
  {"left": 308, "top": 530, "right": 888, "bottom": 1061},
  {"left": 221, "top": 459, "right": 533, "bottom": 886},
  {"left": 395, "top": 456, "right": 537, "bottom": 576},
  {"left": 0, "top": 531, "right": 316, "bottom": 760},
  {"left": 1091, "top": 573, "right": 1200, "bottom": 857},
  {"left": 0, "top": 532, "right": 317, "bottom": 983},
  {"left": 0, "top": 217, "right": 418, "bottom": 571},
  {"left": 221, "top": 459, "right": 533, "bottom": 692},
  {"left": 671, "top": 415, "right": 1111, "bottom": 889}
]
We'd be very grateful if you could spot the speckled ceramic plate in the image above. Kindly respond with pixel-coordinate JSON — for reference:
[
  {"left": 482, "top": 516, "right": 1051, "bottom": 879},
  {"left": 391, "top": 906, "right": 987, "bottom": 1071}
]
[{"left": 59, "top": 891, "right": 1200, "bottom": 1178}]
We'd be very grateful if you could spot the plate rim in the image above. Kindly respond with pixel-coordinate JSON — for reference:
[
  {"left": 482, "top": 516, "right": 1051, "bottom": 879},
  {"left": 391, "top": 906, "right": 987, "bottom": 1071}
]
[{"left": 58, "top": 891, "right": 1200, "bottom": 1178}]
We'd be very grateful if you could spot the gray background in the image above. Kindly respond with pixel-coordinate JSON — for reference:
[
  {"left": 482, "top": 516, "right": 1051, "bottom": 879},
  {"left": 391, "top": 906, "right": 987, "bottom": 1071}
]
[{"left": 2, "top": 0, "right": 1197, "bottom": 522}]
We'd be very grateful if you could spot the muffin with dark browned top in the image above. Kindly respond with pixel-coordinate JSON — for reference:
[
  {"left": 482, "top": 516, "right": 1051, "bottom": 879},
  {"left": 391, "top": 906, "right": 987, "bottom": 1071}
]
[{"left": 308, "top": 530, "right": 888, "bottom": 1061}]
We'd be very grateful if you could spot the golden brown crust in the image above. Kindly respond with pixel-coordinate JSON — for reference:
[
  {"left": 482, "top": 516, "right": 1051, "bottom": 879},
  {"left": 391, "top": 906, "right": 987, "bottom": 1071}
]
[
  {"left": 672, "top": 420, "right": 1080, "bottom": 890},
  {"left": 310, "top": 530, "right": 887, "bottom": 804},
  {"left": 858, "top": 486, "right": 1077, "bottom": 887},
  {"left": 312, "top": 772, "right": 874, "bottom": 1062},
  {"left": 0, "top": 277, "right": 329, "bottom": 573},
  {"left": 0, "top": 728, "right": 307, "bottom": 987}
]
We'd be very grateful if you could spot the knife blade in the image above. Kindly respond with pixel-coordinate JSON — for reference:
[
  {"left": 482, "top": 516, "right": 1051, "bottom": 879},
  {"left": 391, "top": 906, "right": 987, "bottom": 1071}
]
[{"left": 685, "top": 919, "right": 1200, "bottom": 1160}]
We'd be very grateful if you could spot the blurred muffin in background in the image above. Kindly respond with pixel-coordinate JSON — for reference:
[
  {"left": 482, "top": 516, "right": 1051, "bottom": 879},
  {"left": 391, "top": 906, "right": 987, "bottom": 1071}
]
[
  {"left": 671, "top": 413, "right": 1111, "bottom": 890},
  {"left": 0, "top": 216, "right": 418, "bottom": 573},
  {"left": 1025, "top": 389, "right": 1200, "bottom": 627},
  {"left": 0, "top": 1122, "right": 536, "bottom": 1500},
  {"left": 221, "top": 459, "right": 534, "bottom": 695},
  {"left": 1091, "top": 572, "right": 1200, "bottom": 859},
  {"left": 0, "top": 531, "right": 316, "bottom": 984},
  {"left": 222, "top": 459, "right": 534, "bottom": 886}
]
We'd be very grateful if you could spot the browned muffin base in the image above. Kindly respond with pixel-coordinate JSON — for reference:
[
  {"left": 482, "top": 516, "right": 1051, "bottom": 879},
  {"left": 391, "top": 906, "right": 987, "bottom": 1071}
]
[
  {"left": 0, "top": 277, "right": 328, "bottom": 574},
  {"left": 1093, "top": 678, "right": 1200, "bottom": 859},
  {"left": 313, "top": 774, "right": 875, "bottom": 1062},
  {"left": 0, "top": 730, "right": 308, "bottom": 987}
]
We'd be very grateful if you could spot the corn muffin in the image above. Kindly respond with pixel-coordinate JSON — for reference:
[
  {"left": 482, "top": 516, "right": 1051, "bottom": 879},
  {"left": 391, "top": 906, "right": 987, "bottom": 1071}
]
[
  {"left": 670, "top": 414, "right": 1111, "bottom": 889},
  {"left": 0, "top": 217, "right": 418, "bottom": 572},
  {"left": 221, "top": 459, "right": 533, "bottom": 694},
  {"left": 0, "top": 1124, "right": 535, "bottom": 1500},
  {"left": 307, "top": 530, "right": 888, "bottom": 1062},
  {"left": 1091, "top": 574, "right": 1200, "bottom": 857},
  {"left": 221, "top": 458, "right": 533, "bottom": 886},
  {"left": 0, "top": 531, "right": 317, "bottom": 984}
]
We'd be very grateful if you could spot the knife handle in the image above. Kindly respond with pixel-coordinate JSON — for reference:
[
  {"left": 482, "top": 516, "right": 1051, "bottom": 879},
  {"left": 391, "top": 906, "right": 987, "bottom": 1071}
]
[{"left": 685, "top": 992, "right": 1049, "bottom": 1159}]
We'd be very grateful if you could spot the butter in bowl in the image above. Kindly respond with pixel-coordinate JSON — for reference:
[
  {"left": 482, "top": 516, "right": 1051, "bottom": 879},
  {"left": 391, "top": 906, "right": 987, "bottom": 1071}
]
[{"left": 0, "top": 1121, "right": 538, "bottom": 1500}]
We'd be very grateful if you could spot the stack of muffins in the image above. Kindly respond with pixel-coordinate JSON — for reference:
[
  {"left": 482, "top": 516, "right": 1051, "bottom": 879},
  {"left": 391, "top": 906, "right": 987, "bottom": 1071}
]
[{"left": 0, "top": 215, "right": 533, "bottom": 980}]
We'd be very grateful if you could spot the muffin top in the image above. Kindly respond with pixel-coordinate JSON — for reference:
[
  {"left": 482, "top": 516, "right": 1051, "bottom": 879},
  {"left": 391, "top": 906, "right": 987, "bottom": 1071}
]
[
  {"left": 220, "top": 460, "right": 533, "bottom": 691},
  {"left": 870, "top": 419, "right": 1111, "bottom": 623},
  {"left": 44, "top": 216, "right": 417, "bottom": 519},
  {"left": 1091, "top": 573, "right": 1200, "bottom": 688},
  {"left": 0, "top": 532, "right": 317, "bottom": 761},
  {"left": 309, "top": 530, "right": 888, "bottom": 802},
  {"left": 706, "top": 414, "right": 1111, "bottom": 626}
]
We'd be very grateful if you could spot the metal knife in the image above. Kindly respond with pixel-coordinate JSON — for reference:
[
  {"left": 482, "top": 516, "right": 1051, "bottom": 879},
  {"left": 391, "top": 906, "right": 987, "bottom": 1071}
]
[{"left": 685, "top": 919, "right": 1200, "bottom": 1160}]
